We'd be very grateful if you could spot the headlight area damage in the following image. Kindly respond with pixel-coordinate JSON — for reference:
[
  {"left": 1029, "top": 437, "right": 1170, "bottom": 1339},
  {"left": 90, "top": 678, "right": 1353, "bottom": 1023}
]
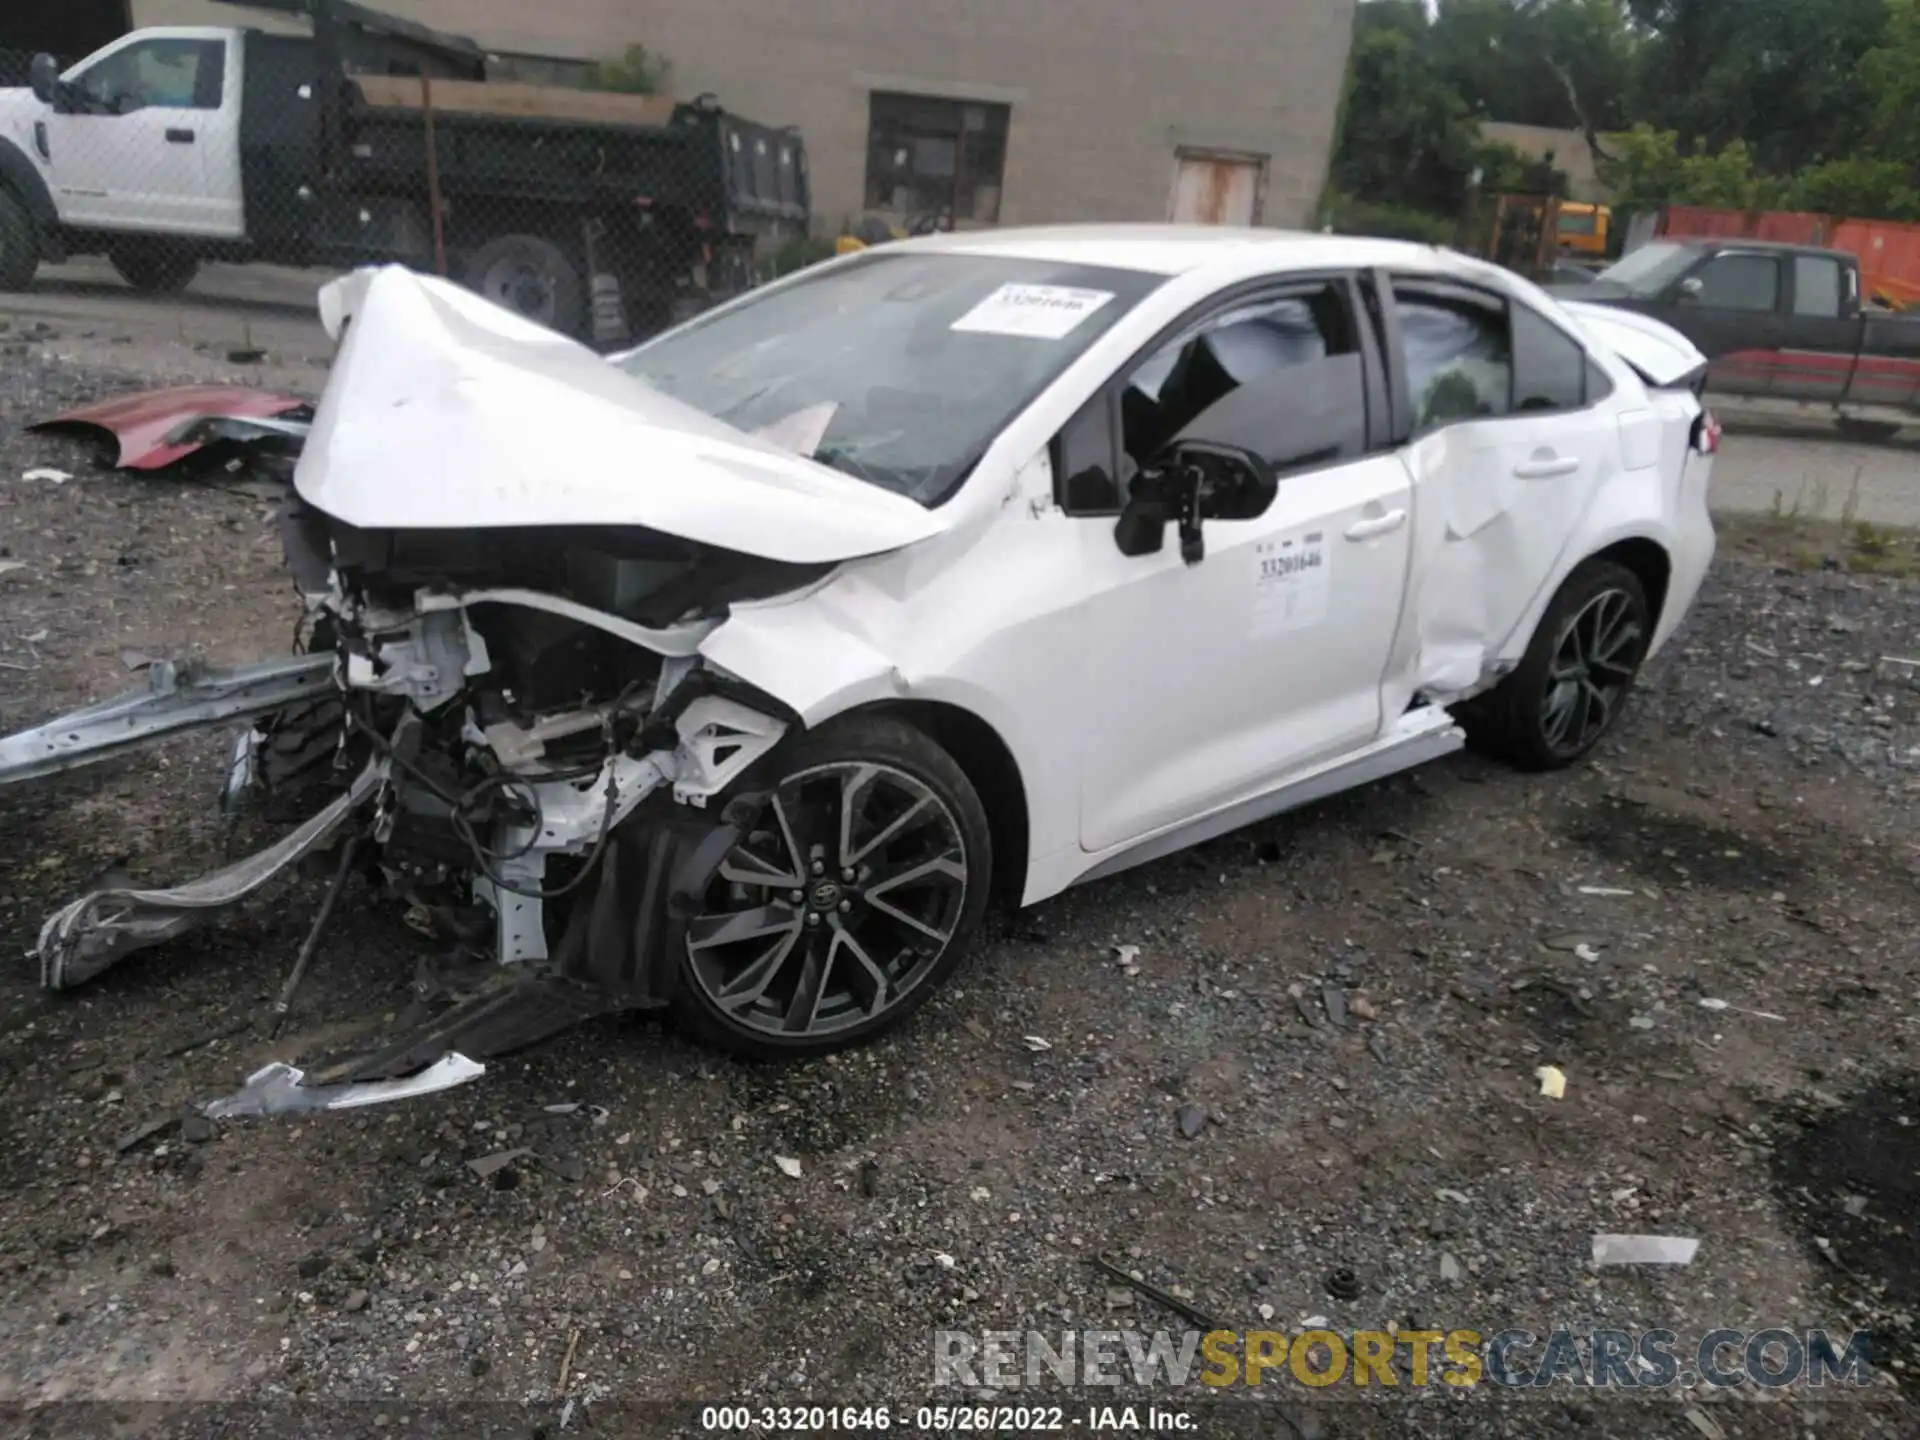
[
  {"left": 0, "top": 264, "right": 946, "bottom": 1117},
  {"left": 5, "top": 523, "right": 804, "bottom": 1113}
]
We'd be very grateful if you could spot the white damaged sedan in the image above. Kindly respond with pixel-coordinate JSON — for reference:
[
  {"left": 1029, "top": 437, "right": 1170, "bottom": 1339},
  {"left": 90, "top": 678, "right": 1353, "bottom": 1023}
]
[{"left": 0, "top": 226, "right": 1717, "bottom": 1109}]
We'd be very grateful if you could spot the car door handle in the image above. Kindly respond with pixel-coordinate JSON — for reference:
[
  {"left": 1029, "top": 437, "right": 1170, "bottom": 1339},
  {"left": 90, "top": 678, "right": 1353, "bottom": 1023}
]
[
  {"left": 1513, "top": 456, "right": 1581, "bottom": 479},
  {"left": 1344, "top": 509, "right": 1407, "bottom": 541},
  {"left": 165, "top": 127, "right": 195, "bottom": 144}
]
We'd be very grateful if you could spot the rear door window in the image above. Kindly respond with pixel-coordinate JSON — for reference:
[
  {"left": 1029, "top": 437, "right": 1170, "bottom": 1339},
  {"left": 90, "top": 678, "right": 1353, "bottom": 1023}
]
[
  {"left": 1391, "top": 285, "right": 1512, "bottom": 432},
  {"left": 1791, "top": 256, "right": 1844, "bottom": 318}
]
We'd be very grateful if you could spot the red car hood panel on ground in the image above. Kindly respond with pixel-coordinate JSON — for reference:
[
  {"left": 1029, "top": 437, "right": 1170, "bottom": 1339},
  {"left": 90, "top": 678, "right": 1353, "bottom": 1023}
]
[{"left": 32, "top": 386, "right": 310, "bottom": 470}]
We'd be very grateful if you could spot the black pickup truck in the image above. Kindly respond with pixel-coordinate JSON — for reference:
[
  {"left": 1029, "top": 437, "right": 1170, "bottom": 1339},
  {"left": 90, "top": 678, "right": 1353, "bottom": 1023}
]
[
  {"left": 0, "top": 0, "right": 809, "bottom": 339},
  {"left": 1554, "top": 238, "right": 1920, "bottom": 440}
]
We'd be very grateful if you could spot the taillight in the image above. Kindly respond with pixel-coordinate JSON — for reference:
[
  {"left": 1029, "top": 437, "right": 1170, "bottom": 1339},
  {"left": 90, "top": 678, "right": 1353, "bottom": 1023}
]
[{"left": 1692, "top": 410, "right": 1721, "bottom": 455}]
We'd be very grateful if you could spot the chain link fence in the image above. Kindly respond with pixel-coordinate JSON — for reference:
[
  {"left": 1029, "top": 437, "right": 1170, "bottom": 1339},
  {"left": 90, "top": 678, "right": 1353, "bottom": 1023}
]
[{"left": 0, "top": 27, "right": 813, "bottom": 349}]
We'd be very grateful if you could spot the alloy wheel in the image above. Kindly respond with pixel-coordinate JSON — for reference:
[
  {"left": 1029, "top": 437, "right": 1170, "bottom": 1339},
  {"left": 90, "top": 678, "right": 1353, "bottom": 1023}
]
[
  {"left": 684, "top": 761, "right": 970, "bottom": 1040},
  {"left": 1540, "top": 586, "right": 1645, "bottom": 758}
]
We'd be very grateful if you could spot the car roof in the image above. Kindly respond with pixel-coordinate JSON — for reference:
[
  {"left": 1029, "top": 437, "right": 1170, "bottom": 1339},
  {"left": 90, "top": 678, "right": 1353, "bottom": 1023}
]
[
  {"left": 1666, "top": 237, "right": 1854, "bottom": 261},
  {"left": 899, "top": 224, "right": 1453, "bottom": 278}
]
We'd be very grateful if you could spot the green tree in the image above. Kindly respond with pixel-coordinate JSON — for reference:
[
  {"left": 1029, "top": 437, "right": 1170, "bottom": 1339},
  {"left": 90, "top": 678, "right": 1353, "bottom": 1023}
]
[
  {"left": 1859, "top": 0, "right": 1920, "bottom": 173},
  {"left": 1330, "top": 2, "right": 1482, "bottom": 213},
  {"left": 586, "top": 44, "right": 670, "bottom": 95},
  {"left": 1625, "top": 0, "right": 1889, "bottom": 171},
  {"left": 1787, "top": 159, "right": 1920, "bottom": 223}
]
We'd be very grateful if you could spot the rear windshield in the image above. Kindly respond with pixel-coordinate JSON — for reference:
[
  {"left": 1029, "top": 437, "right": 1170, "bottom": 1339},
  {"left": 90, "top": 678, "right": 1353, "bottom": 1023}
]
[{"left": 619, "top": 252, "right": 1165, "bottom": 507}]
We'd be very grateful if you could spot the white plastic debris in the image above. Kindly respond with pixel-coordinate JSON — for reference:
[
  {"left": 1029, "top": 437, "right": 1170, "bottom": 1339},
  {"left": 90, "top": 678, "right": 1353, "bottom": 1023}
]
[
  {"left": 23, "top": 467, "right": 71, "bottom": 484},
  {"left": 1535, "top": 1065, "right": 1567, "bottom": 1100},
  {"left": 774, "top": 1155, "right": 802, "bottom": 1179},
  {"left": 1578, "top": 886, "right": 1636, "bottom": 897},
  {"left": 1591, "top": 1234, "right": 1699, "bottom": 1267},
  {"left": 1573, "top": 943, "right": 1602, "bottom": 962},
  {"left": 1022, "top": 1035, "right": 1053, "bottom": 1052}
]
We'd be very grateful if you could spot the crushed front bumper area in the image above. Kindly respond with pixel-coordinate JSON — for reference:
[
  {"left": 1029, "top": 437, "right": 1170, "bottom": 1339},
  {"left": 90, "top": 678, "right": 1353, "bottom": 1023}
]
[{"left": 3, "top": 600, "right": 788, "bottom": 1116}]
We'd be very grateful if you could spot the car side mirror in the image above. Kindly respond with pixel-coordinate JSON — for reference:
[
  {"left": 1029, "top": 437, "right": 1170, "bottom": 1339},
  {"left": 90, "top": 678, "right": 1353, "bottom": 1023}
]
[
  {"left": 1113, "top": 440, "right": 1275, "bottom": 566},
  {"left": 29, "top": 54, "right": 65, "bottom": 110},
  {"left": 1675, "top": 276, "right": 1704, "bottom": 304}
]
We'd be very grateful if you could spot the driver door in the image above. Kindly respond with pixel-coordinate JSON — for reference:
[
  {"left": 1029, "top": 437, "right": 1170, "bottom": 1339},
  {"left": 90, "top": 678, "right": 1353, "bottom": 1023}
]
[
  {"left": 1062, "top": 276, "right": 1415, "bottom": 854},
  {"left": 44, "top": 35, "right": 227, "bottom": 234}
]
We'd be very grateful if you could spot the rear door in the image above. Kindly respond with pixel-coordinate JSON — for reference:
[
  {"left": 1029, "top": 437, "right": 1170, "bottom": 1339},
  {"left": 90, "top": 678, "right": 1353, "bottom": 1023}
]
[
  {"left": 1386, "top": 277, "right": 1619, "bottom": 696},
  {"left": 1778, "top": 252, "right": 1865, "bottom": 405}
]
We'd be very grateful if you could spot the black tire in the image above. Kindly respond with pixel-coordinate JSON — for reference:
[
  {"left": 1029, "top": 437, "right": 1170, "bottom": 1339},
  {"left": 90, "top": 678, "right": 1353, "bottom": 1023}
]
[
  {"left": 109, "top": 242, "right": 199, "bottom": 294},
  {"left": 1455, "top": 559, "right": 1651, "bottom": 772},
  {"left": 0, "top": 187, "right": 40, "bottom": 291},
  {"left": 1836, "top": 417, "right": 1902, "bottom": 445},
  {"left": 670, "top": 713, "right": 992, "bottom": 1060},
  {"left": 461, "top": 232, "right": 586, "bottom": 337}
]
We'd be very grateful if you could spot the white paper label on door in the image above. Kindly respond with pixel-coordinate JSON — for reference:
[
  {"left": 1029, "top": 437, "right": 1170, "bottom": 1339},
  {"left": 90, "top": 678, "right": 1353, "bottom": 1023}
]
[
  {"left": 1251, "top": 530, "right": 1330, "bottom": 635},
  {"left": 950, "top": 284, "right": 1115, "bottom": 340}
]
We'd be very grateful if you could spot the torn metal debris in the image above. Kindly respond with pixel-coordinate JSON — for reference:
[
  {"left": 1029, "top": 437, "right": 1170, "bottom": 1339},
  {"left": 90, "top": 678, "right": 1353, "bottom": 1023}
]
[
  {"left": 30, "top": 384, "right": 312, "bottom": 471},
  {"left": 204, "top": 1053, "right": 486, "bottom": 1118}
]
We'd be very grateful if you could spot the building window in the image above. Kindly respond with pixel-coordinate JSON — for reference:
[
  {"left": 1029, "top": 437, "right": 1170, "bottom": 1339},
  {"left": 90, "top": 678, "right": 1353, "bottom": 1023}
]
[
  {"left": 488, "top": 52, "right": 596, "bottom": 88},
  {"left": 864, "top": 91, "right": 1010, "bottom": 226}
]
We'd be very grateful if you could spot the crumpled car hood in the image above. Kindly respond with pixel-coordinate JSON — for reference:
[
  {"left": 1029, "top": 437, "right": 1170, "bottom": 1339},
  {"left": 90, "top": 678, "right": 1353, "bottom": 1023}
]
[{"left": 295, "top": 266, "right": 944, "bottom": 565}]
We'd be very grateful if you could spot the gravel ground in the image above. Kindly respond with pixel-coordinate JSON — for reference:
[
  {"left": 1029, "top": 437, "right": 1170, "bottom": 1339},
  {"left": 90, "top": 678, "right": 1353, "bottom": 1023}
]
[{"left": 0, "top": 342, "right": 1917, "bottom": 1439}]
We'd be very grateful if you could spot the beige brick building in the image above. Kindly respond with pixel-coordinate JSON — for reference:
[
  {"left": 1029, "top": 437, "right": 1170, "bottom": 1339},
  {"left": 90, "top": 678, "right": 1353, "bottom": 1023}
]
[{"left": 136, "top": 0, "right": 1357, "bottom": 234}]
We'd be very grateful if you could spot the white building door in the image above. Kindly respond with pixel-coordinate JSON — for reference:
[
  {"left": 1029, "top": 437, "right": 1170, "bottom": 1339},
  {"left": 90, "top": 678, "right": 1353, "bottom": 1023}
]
[{"left": 1168, "top": 150, "right": 1263, "bottom": 225}]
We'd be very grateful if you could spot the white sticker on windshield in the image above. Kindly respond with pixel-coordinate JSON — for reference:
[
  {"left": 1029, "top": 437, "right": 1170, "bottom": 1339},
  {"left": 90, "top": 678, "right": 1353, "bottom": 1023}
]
[
  {"left": 1251, "top": 529, "right": 1331, "bottom": 636},
  {"left": 950, "top": 284, "right": 1115, "bottom": 340}
]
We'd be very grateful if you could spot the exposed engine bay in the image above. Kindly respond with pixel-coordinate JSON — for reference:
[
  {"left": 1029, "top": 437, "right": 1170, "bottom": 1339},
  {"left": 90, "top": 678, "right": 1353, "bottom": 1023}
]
[{"left": 6, "top": 498, "right": 827, "bottom": 1112}]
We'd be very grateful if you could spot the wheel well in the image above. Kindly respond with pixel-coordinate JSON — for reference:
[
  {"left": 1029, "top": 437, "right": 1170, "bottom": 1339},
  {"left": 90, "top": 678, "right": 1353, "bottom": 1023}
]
[
  {"left": 872, "top": 700, "right": 1029, "bottom": 903},
  {"left": 1589, "top": 537, "right": 1671, "bottom": 630}
]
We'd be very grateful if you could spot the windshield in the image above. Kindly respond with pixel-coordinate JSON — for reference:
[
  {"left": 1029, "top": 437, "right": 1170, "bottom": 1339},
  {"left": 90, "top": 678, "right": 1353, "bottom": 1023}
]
[
  {"left": 1595, "top": 241, "right": 1700, "bottom": 296},
  {"left": 619, "top": 252, "right": 1164, "bottom": 506}
]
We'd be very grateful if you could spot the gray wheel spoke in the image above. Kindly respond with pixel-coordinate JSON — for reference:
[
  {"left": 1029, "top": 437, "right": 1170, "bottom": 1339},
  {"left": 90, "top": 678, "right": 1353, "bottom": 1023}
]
[
  {"left": 836, "top": 764, "right": 879, "bottom": 871},
  {"left": 688, "top": 903, "right": 802, "bottom": 952},
  {"left": 781, "top": 947, "right": 830, "bottom": 1033},
  {"left": 714, "top": 928, "right": 804, "bottom": 1013},
  {"left": 864, "top": 853, "right": 966, "bottom": 901},
  {"left": 718, "top": 796, "right": 806, "bottom": 888},
  {"left": 847, "top": 795, "right": 934, "bottom": 869},
  {"left": 828, "top": 918, "right": 890, "bottom": 1016},
  {"left": 1544, "top": 684, "right": 1579, "bottom": 746},
  {"left": 1580, "top": 678, "right": 1611, "bottom": 736}
]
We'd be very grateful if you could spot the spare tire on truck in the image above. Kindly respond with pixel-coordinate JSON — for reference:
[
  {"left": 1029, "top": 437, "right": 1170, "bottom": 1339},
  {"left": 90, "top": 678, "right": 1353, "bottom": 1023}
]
[{"left": 462, "top": 232, "right": 586, "bottom": 338}]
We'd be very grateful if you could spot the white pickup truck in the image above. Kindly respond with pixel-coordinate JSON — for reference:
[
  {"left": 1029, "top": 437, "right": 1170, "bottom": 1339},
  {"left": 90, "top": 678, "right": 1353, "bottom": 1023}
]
[
  {"left": 0, "top": 27, "right": 250, "bottom": 292},
  {"left": 0, "top": 0, "right": 809, "bottom": 335}
]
